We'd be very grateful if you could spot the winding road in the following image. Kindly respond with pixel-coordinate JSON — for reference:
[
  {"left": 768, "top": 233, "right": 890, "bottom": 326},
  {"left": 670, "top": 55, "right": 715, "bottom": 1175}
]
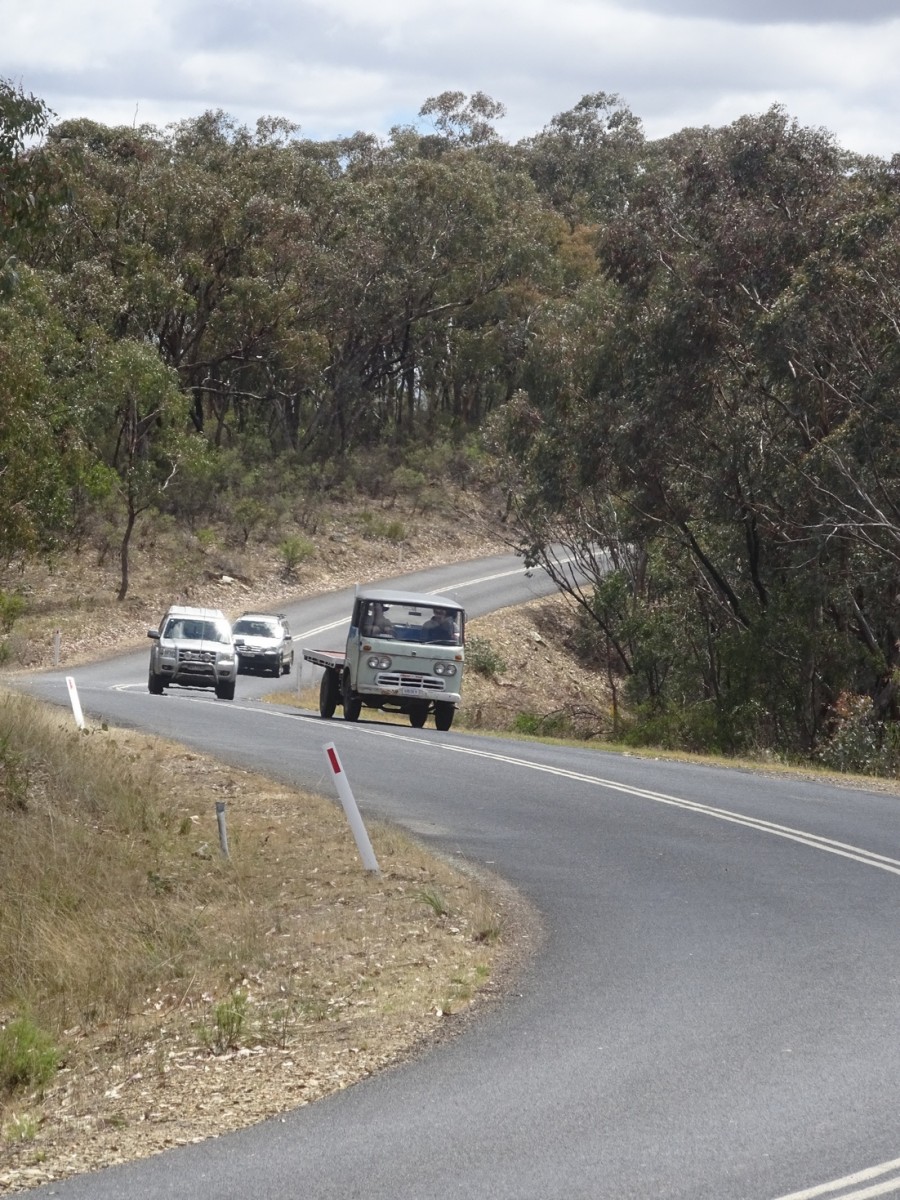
[{"left": 17, "top": 555, "right": 900, "bottom": 1200}]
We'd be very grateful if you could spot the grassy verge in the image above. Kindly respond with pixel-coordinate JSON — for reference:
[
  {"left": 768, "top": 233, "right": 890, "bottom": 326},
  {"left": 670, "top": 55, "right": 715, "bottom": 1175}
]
[{"left": 0, "top": 689, "right": 528, "bottom": 1190}]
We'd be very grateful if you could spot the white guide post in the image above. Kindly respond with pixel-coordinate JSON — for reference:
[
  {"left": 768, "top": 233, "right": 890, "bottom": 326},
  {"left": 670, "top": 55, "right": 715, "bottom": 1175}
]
[
  {"left": 323, "top": 742, "right": 380, "bottom": 874},
  {"left": 65, "top": 676, "right": 85, "bottom": 730}
]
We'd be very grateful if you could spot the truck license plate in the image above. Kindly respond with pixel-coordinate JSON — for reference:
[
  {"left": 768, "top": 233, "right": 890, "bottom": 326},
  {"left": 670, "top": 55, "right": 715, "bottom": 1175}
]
[{"left": 400, "top": 686, "right": 423, "bottom": 696}]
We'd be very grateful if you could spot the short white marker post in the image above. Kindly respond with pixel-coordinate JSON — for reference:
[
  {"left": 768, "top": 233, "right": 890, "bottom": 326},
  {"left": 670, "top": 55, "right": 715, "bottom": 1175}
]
[
  {"left": 323, "top": 742, "right": 380, "bottom": 874},
  {"left": 65, "top": 676, "right": 85, "bottom": 730},
  {"left": 53, "top": 629, "right": 61, "bottom": 667},
  {"left": 215, "top": 801, "right": 230, "bottom": 858}
]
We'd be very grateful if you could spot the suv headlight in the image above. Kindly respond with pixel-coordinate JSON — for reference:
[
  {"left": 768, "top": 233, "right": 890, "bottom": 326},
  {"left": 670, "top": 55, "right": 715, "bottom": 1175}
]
[
  {"left": 434, "top": 662, "right": 457, "bottom": 676},
  {"left": 217, "top": 652, "right": 236, "bottom": 665},
  {"left": 367, "top": 654, "right": 392, "bottom": 669}
]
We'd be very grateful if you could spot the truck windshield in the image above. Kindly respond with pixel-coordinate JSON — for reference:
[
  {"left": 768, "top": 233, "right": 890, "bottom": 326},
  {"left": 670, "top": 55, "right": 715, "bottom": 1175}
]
[{"left": 360, "top": 601, "right": 463, "bottom": 646}]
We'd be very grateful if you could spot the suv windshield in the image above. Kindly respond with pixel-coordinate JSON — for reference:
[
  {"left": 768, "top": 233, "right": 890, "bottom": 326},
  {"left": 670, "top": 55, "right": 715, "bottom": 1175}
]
[
  {"left": 163, "top": 618, "right": 232, "bottom": 644},
  {"left": 233, "top": 619, "right": 281, "bottom": 638}
]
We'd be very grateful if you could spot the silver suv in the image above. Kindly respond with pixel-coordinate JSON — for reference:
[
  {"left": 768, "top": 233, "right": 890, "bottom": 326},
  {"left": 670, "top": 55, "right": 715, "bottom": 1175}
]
[
  {"left": 147, "top": 605, "right": 238, "bottom": 700},
  {"left": 231, "top": 612, "right": 294, "bottom": 676}
]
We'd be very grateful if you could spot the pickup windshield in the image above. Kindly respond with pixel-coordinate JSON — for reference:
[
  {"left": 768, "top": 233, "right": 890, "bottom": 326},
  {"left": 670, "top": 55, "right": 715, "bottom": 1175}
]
[{"left": 163, "top": 618, "right": 232, "bottom": 644}]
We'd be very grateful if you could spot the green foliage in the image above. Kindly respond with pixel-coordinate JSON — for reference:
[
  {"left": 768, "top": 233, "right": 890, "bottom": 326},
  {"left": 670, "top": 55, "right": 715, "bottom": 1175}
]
[
  {"left": 0, "top": 78, "right": 60, "bottom": 253},
  {"left": 466, "top": 636, "right": 506, "bottom": 678},
  {"left": 0, "top": 591, "right": 25, "bottom": 635},
  {"left": 418, "top": 887, "right": 450, "bottom": 918},
  {"left": 6, "top": 81, "right": 900, "bottom": 767},
  {"left": 203, "top": 991, "right": 248, "bottom": 1054},
  {"left": 357, "top": 511, "right": 406, "bottom": 543},
  {"left": 0, "top": 1017, "right": 60, "bottom": 1094},
  {"left": 278, "top": 535, "right": 314, "bottom": 574},
  {"left": 817, "top": 694, "right": 900, "bottom": 777},
  {"left": 512, "top": 710, "right": 576, "bottom": 739}
]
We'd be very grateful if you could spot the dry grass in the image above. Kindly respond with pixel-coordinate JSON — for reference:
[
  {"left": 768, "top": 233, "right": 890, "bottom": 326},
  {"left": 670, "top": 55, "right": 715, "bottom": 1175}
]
[{"left": 0, "top": 691, "right": 535, "bottom": 1193}]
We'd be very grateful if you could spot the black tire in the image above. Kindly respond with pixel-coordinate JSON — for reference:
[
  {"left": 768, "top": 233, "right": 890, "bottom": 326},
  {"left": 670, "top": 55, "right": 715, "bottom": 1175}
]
[
  {"left": 215, "top": 679, "right": 236, "bottom": 701},
  {"left": 342, "top": 676, "right": 362, "bottom": 722},
  {"left": 319, "top": 669, "right": 340, "bottom": 719},
  {"left": 148, "top": 669, "right": 165, "bottom": 695},
  {"left": 409, "top": 703, "right": 428, "bottom": 728},
  {"left": 434, "top": 701, "right": 455, "bottom": 731},
  {"left": 281, "top": 654, "right": 292, "bottom": 675}
]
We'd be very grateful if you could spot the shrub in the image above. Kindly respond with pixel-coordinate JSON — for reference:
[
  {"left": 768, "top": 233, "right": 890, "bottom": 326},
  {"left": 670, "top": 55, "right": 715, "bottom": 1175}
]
[
  {"left": 357, "top": 512, "right": 406, "bottom": 543},
  {"left": 202, "top": 991, "right": 248, "bottom": 1054},
  {"left": 279, "top": 535, "right": 315, "bottom": 575},
  {"left": 0, "top": 1017, "right": 60, "bottom": 1094},
  {"left": 818, "top": 693, "right": 900, "bottom": 777},
  {"left": 466, "top": 636, "right": 506, "bottom": 678}
]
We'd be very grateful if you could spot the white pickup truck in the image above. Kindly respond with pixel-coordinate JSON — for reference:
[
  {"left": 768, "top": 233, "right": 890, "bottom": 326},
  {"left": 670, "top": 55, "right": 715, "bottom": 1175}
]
[{"left": 303, "top": 588, "right": 465, "bottom": 731}]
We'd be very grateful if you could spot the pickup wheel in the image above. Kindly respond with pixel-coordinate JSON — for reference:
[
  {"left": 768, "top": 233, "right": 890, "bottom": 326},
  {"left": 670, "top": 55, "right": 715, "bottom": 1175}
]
[
  {"left": 342, "top": 676, "right": 362, "bottom": 722},
  {"left": 215, "top": 680, "right": 236, "bottom": 701},
  {"left": 148, "top": 669, "right": 165, "bottom": 695},
  {"left": 434, "top": 701, "right": 455, "bottom": 732},
  {"left": 409, "top": 703, "right": 428, "bottom": 728},
  {"left": 319, "top": 669, "right": 340, "bottom": 719}
]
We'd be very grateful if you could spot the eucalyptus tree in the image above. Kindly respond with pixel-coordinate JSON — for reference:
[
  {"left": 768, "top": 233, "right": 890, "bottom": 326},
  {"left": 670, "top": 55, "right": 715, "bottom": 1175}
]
[
  {"left": 0, "top": 269, "right": 83, "bottom": 563},
  {"left": 495, "top": 106, "right": 896, "bottom": 757},
  {"left": 521, "top": 92, "right": 645, "bottom": 231}
]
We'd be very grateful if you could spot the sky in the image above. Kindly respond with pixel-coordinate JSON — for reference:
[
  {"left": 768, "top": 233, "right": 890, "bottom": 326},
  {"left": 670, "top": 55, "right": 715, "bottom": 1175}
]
[{"left": 3, "top": 0, "right": 899, "bottom": 158}]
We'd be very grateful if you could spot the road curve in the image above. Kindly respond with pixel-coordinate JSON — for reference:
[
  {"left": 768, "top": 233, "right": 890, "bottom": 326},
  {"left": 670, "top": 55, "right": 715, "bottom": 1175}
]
[{"left": 16, "top": 555, "right": 900, "bottom": 1200}]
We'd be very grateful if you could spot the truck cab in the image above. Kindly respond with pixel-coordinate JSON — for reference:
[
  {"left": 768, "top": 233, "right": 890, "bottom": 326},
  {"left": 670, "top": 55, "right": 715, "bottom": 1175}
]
[{"left": 309, "top": 588, "right": 465, "bottom": 731}]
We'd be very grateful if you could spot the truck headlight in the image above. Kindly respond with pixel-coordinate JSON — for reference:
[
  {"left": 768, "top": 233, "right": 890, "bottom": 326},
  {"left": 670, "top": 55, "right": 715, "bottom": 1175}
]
[
  {"left": 434, "top": 662, "right": 457, "bottom": 676},
  {"left": 160, "top": 647, "right": 177, "bottom": 662},
  {"left": 367, "top": 654, "right": 392, "bottom": 669},
  {"left": 217, "top": 653, "right": 236, "bottom": 666}
]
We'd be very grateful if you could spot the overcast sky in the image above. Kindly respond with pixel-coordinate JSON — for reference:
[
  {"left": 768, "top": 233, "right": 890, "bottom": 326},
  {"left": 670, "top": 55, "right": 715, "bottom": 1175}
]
[{"left": 4, "top": 0, "right": 899, "bottom": 158}]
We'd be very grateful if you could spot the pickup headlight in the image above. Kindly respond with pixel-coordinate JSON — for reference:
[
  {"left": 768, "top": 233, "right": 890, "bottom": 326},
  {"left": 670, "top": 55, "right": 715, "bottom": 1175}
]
[
  {"left": 366, "top": 654, "right": 392, "bottom": 669},
  {"left": 434, "top": 662, "right": 457, "bottom": 676},
  {"left": 217, "top": 653, "right": 236, "bottom": 665},
  {"left": 159, "top": 647, "right": 177, "bottom": 662}
]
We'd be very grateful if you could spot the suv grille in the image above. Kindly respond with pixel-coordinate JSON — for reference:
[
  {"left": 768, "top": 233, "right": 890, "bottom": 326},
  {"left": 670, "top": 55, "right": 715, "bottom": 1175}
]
[
  {"left": 178, "top": 649, "right": 216, "bottom": 665},
  {"left": 376, "top": 671, "right": 444, "bottom": 693}
]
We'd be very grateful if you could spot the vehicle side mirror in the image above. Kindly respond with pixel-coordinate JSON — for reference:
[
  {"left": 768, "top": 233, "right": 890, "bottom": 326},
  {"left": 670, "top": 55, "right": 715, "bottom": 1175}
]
[
  {"left": 148, "top": 630, "right": 160, "bottom": 640},
  {"left": 233, "top": 637, "right": 245, "bottom": 647}
]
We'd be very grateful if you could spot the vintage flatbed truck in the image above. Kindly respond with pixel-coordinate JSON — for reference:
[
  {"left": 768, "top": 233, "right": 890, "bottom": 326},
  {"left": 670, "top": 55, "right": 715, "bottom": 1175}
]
[{"left": 303, "top": 587, "right": 465, "bottom": 731}]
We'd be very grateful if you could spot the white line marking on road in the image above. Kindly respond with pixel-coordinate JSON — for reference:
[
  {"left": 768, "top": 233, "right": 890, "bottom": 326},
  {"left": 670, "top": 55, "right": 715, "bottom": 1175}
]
[
  {"left": 105, "top": 689, "right": 900, "bottom": 1200},
  {"left": 290, "top": 561, "right": 570, "bottom": 643},
  {"left": 773, "top": 1155, "right": 900, "bottom": 1197},
  {"left": 108, "top": 688, "right": 900, "bottom": 879}
]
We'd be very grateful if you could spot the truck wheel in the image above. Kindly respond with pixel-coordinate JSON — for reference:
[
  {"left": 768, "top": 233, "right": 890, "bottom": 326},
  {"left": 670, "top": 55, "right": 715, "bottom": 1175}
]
[
  {"left": 319, "top": 669, "right": 340, "bottom": 719},
  {"left": 215, "top": 680, "right": 236, "bottom": 700},
  {"left": 409, "top": 703, "right": 428, "bottom": 728},
  {"left": 148, "top": 669, "right": 165, "bottom": 695},
  {"left": 434, "top": 701, "right": 455, "bottom": 732},
  {"left": 342, "top": 676, "right": 362, "bottom": 722}
]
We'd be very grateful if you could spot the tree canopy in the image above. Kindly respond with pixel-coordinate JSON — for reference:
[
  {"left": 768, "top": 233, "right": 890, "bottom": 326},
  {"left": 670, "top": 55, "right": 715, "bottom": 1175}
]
[{"left": 2, "top": 79, "right": 898, "bottom": 766}]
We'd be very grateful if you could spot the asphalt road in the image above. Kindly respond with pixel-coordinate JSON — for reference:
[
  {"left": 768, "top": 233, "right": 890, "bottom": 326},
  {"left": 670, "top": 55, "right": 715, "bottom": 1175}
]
[{"left": 17, "top": 555, "right": 900, "bottom": 1200}]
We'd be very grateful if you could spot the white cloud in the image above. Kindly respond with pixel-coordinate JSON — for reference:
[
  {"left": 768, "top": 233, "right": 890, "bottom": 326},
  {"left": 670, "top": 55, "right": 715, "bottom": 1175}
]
[{"left": 2, "top": 0, "right": 898, "bottom": 157}]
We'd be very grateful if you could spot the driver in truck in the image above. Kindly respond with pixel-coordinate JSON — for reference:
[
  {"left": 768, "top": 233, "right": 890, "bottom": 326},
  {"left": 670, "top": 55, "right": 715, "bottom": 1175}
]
[{"left": 423, "top": 606, "right": 456, "bottom": 642}]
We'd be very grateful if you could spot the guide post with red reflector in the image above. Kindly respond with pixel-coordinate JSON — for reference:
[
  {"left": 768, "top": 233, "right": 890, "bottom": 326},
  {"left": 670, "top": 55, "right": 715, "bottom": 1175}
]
[
  {"left": 65, "top": 676, "right": 85, "bottom": 730},
  {"left": 323, "top": 742, "right": 380, "bottom": 874}
]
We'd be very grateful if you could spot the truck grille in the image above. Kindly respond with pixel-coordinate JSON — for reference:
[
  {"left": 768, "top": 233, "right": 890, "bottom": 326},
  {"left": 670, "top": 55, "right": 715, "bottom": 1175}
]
[{"left": 376, "top": 671, "right": 444, "bottom": 693}]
